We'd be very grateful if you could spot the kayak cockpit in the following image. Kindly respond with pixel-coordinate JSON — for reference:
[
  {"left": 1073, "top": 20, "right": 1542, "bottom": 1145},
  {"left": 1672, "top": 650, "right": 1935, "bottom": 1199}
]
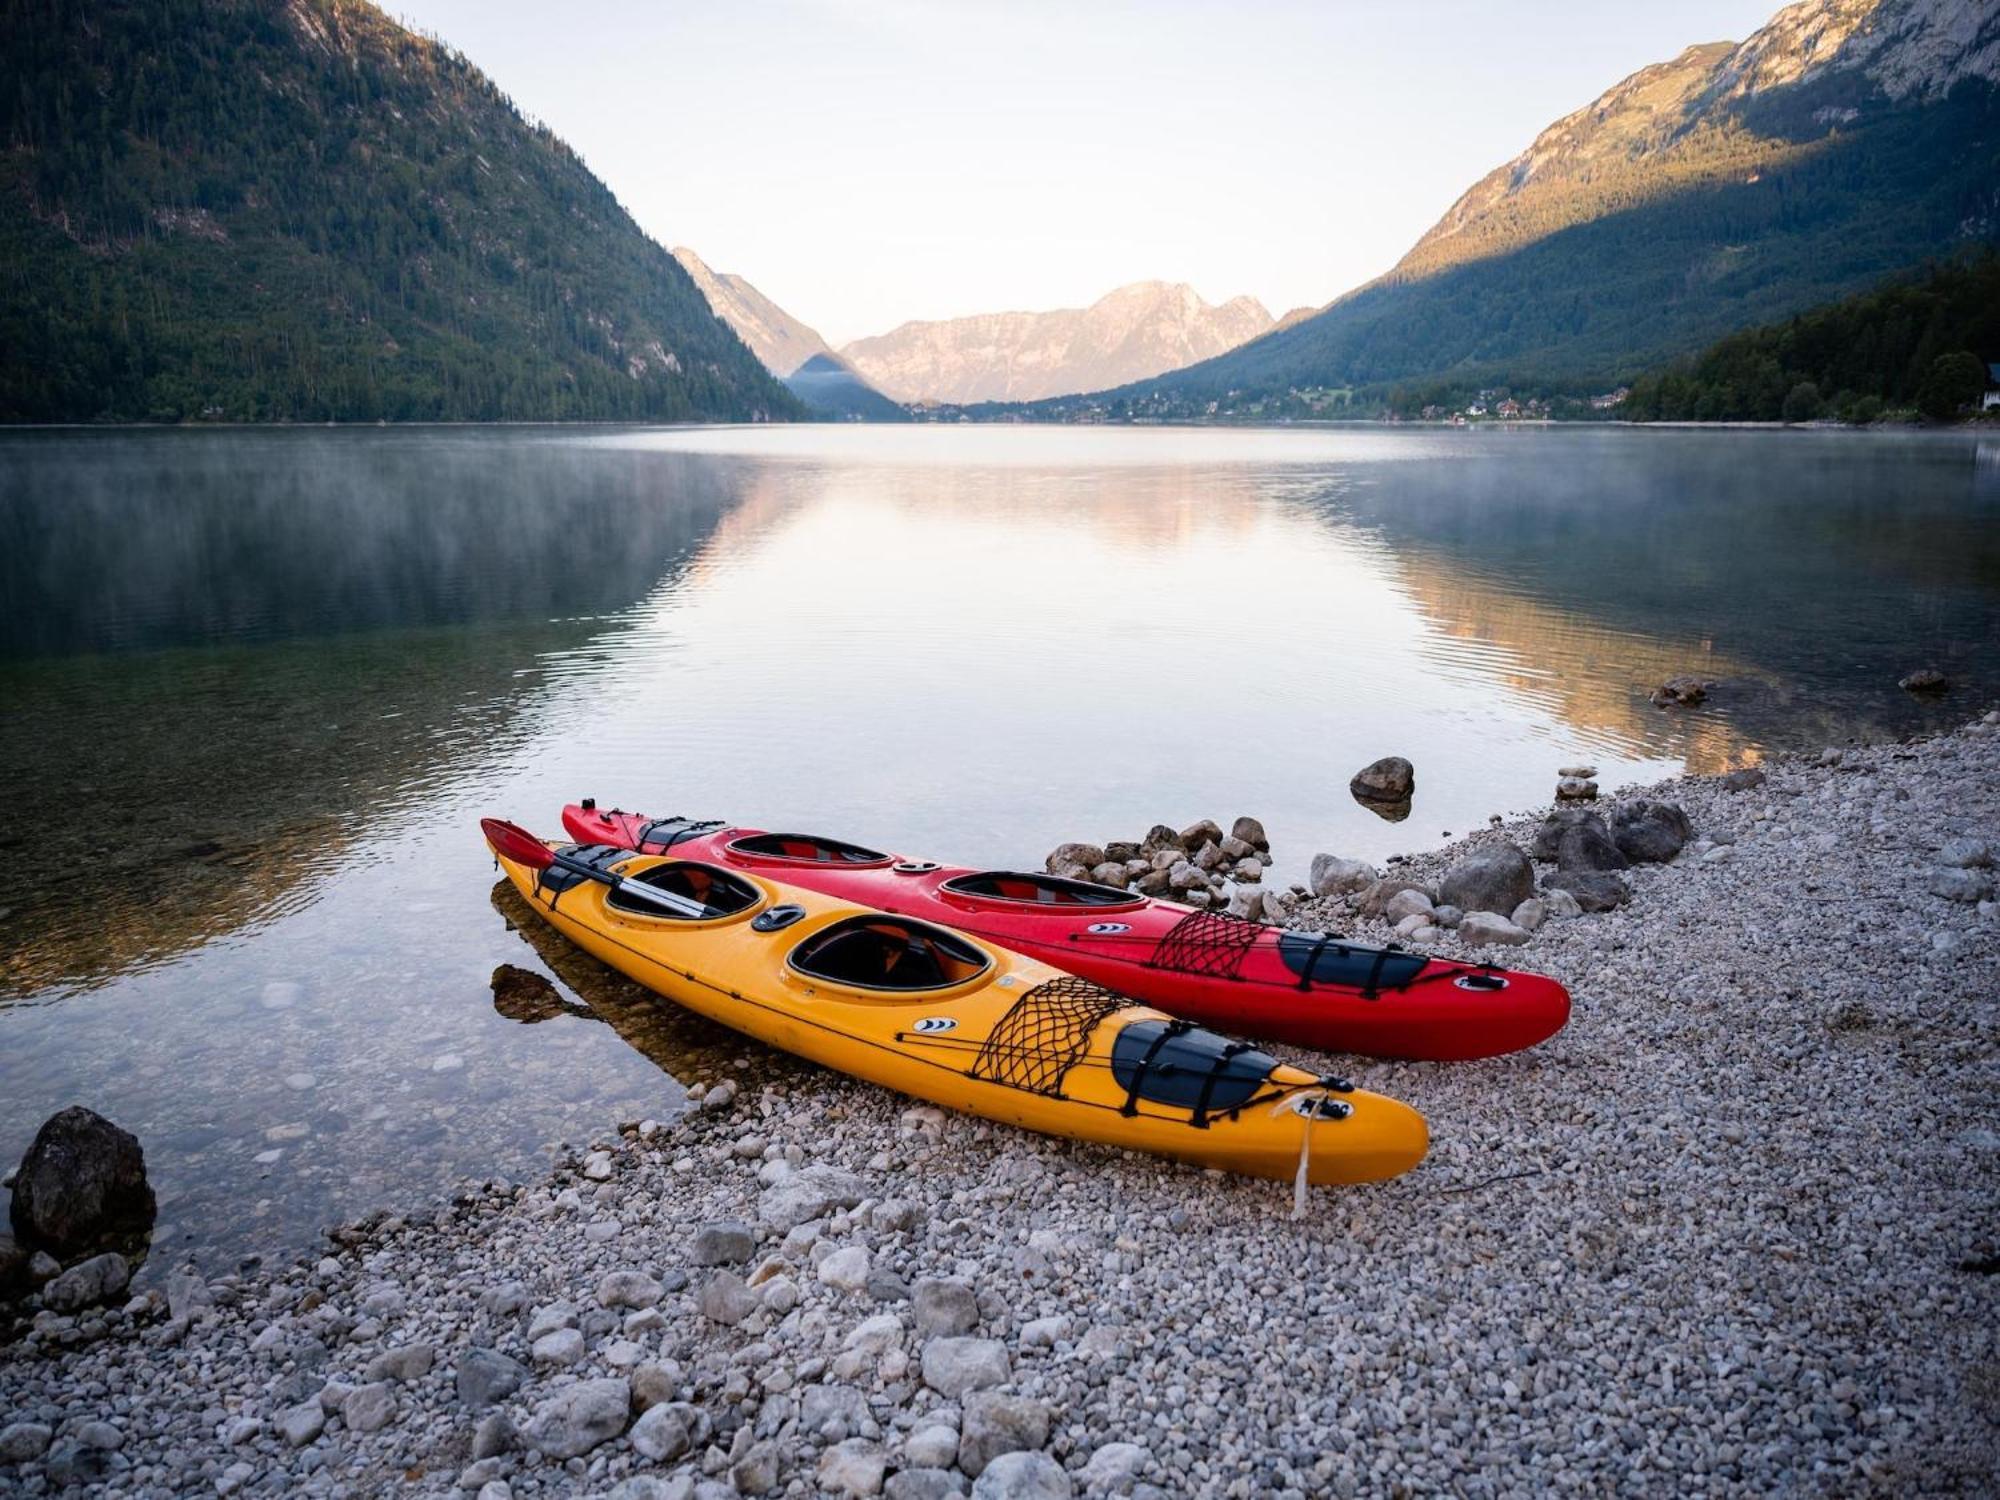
[
  {"left": 791, "top": 916, "right": 990, "bottom": 992},
  {"left": 606, "top": 862, "right": 761, "bottom": 920},
  {"left": 727, "top": 832, "right": 895, "bottom": 867},
  {"left": 940, "top": 872, "right": 1143, "bottom": 910}
]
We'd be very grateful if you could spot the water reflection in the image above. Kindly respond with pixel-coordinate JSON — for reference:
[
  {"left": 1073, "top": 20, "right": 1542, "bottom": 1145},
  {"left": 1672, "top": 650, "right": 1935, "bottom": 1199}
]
[{"left": 1, "top": 424, "right": 1993, "bottom": 1274}]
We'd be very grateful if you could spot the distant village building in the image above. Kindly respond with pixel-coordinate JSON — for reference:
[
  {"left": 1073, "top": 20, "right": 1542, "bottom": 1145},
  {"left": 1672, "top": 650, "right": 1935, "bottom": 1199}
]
[{"left": 1591, "top": 387, "right": 1631, "bottom": 409}]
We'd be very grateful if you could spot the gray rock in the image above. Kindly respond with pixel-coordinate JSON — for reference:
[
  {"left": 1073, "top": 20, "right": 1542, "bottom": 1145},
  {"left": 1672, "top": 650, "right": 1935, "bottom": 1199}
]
[
  {"left": 691, "top": 1221, "right": 756, "bottom": 1265},
  {"left": 958, "top": 1391, "right": 1051, "bottom": 1477},
  {"left": 597, "top": 1270, "right": 664, "bottom": 1309},
  {"left": 758, "top": 1164, "right": 866, "bottom": 1232},
  {"left": 904, "top": 1426, "right": 961, "bottom": 1468},
  {"left": 606, "top": 1478, "right": 693, "bottom": 1500},
  {"left": 628, "top": 1402, "right": 694, "bottom": 1462},
  {"left": 921, "top": 1336, "right": 1010, "bottom": 1397},
  {"left": 730, "top": 1440, "right": 782, "bottom": 1495},
  {"left": 471, "top": 1412, "right": 516, "bottom": 1460},
  {"left": 1458, "top": 911, "right": 1532, "bottom": 947},
  {"left": 1939, "top": 837, "right": 1994, "bottom": 869},
  {"left": 699, "top": 1271, "right": 760, "bottom": 1325},
  {"left": 1139, "top": 824, "right": 1182, "bottom": 857},
  {"left": 363, "top": 1342, "right": 434, "bottom": 1383},
  {"left": 630, "top": 1362, "right": 681, "bottom": 1412},
  {"left": 1308, "top": 854, "right": 1377, "bottom": 898},
  {"left": 456, "top": 1347, "right": 529, "bottom": 1409},
  {"left": 1102, "top": 841, "right": 1141, "bottom": 864},
  {"left": 342, "top": 1381, "right": 398, "bottom": 1434},
  {"left": 276, "top": 1400, "right": 326, "bottom": 1447},
  {"left": 1350, "top": 756, "right": 1414, "bottom": 800},
  {"left": 1929, "top": 868, "right": 1995, "bottom": 903},
  {"left": 525, "top": 1300, "right": 577, "bottom": 1339},
  {"left": 886, "top": 1470, "right": 965, "bottom": 1500},
  {"left": 1383, "top": 887, "right": 1434, "bottom": 924},
  {"left": 1081, "top": 1442, "right": 1149, "bottom": 1488},
  {"left": 799, "top": 1383, "right": 869, "bottom": 1441},
  {"left": 74, "top": 1422, "right": 122, "bottom": 1451},
  {"left": 41, "top": 1251, "right": 129, "bottom": 1312},
  {"left": 1359, "top": 877, "right": 1433, "bottom": 919},
  {"left": 1511, "top": 898, "right": 1546, "bottom": 932},
  {"left": 1437, "top": 843, "right": 1535, "bottom": 916},
  {"left": 1531, "top": 808, "right": 1628, "bottom": 870},
  {"left": 1430, "top": 904, "right": 1464, "bottom": 929},
  {"left": 0, "top": 1423, "right": 53, "bottom": 1464},
  {"left": 1088, "top": 862, "right": 1128, "bottom": 888},
  {"left": 1899, "top": 666, "right": 1948, "bottom": 693},
  {"left": 1610, "top": 799, "right": 1693, "bottom": 863},
  {"left": 530, "top": 1327, "right": 584, "bottom": 1365},
  {"left": 1542, "top": 870, "right": 1631, "bottom": 912},
  {"left": 1722, "top": 767, "right": 1767, "bottom": 791},
  {"left": 818, "top": 1438, "right": 888, "bottom": 1497},
  {"left": 7, "top": 1106, "right": 156, "bottom": 1256},
  {"left": 1540, "top": 887, "right": 1583, "bottom": 919},
  {"left": 521, "top": 1377, "right": 630, "bottom": 1459},
  {"left": 971, "top": 1451, "right": 1072, "bottom": 1500},
  {"left": 911, "top": 1277, "right": 979, "bottom": 1336}
]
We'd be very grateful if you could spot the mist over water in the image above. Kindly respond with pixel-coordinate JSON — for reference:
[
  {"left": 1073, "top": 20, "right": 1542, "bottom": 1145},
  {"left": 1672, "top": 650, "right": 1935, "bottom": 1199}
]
[{"left": 1, "top": 423, "right": 1993, "bottom": 1271}]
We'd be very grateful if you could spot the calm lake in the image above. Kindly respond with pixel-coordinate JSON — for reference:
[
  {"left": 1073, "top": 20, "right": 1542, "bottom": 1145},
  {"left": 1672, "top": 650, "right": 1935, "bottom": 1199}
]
[{"left": 3, "top": 423, "right": 1995, "bottom": 1271}]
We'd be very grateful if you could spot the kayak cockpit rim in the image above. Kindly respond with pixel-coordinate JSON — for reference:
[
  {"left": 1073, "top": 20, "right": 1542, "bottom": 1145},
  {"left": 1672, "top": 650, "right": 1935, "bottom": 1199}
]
[
  {"left": 602, "top": 858, "right": 766, "bottom": 922},
  {"left": 787, "top": 914, "right": 993, "bottom": 995},
  {"left": 725, "top": 832, "right": 897, "bottom": 869},
  {"left": 937, "top": 871, "right": 1146, "bottom": 911}
]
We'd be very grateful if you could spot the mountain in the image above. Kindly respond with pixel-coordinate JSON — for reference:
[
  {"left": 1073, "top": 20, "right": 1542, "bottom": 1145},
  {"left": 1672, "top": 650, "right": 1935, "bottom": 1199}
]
[
  {"left": 0, "top": 0, "right": 801, "bottom": 423},
  {"left": 1625, "top": 252, "right": 2000, "bottom": 421},
  {"left": 839, "top": 281, "right": 1274, "bottom": 404},
  {"left": 671, "top": 246, "right": 835, "bottom": 378},
  {"left": 781, "top": 353, "right": 909, "bottom": 421},
  {"left": 1062, "top": 0, "right": 2000, "bottom": 418},
  {"left": 670, "top": 246, "right": 906, "bottom": 419}
]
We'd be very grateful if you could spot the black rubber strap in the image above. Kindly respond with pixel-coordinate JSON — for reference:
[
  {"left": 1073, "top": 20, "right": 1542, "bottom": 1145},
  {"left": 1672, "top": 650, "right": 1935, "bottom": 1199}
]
[
  {"left": 1190, "top": 1041, "right": 1253, "bottom": 1129},
  {"left": 1360, "top": 944, "right": 1398, "bottom": 1000},
  {"left": 1118, "top": 1020, "right": 1193, "bottom": 1117},
  {"left": 1295, "top": 932, "right": 1335, "bottom": 991}
]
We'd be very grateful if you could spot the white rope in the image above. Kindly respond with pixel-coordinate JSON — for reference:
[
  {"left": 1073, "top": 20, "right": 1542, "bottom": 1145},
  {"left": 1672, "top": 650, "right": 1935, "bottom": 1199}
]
[{"left": 1272, "top": 1088, "right": 1322, "bottom": 1220}]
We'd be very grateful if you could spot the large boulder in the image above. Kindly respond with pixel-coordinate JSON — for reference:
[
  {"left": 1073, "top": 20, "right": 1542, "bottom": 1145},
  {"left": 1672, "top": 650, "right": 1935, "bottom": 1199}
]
[
  {"left": 1436, "top": 844, "right": 1535, "bottom": 917},
  {"left": 41, "top": 1252, "right": 130, "bottom": 1312},
  {"left": 1609, "top": 800, "right": 1693, "bottom": 864},
  {"left": 1349, "top": 757, "right": 1414, "bottom": 801},
  {"left": 10, "top": 1107, "right": 156, "bottom": 1256},
  {"left": 758, "top": 1163, "right": 865, "bottom": 1232},
  {"left": 1139, "top": 825, "right": 1182, "bottom": 857}
]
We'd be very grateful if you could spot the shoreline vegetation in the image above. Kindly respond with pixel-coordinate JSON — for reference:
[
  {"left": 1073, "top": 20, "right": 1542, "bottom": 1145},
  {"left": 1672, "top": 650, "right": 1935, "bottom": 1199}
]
[{"left": 3, "top": 710, "right": 1995, "bottom": 1495}]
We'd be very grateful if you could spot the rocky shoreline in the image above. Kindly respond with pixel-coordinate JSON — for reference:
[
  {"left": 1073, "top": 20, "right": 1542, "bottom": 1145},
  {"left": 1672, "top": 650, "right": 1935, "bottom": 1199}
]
[{"left": 3, "top": 718, "right": 1997, "bottom": 1497}]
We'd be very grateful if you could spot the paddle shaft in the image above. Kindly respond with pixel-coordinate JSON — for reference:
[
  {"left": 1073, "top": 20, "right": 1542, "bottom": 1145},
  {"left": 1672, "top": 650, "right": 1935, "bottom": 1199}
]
[{"left": 544, "top": 847, "right": 709, "bottom": 918}]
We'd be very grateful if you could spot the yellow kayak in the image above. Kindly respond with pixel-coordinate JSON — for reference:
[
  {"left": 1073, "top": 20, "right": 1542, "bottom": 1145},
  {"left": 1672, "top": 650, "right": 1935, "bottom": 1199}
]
[{"left": 483, "top": 823, "right": 1428, "bottom": 1188}]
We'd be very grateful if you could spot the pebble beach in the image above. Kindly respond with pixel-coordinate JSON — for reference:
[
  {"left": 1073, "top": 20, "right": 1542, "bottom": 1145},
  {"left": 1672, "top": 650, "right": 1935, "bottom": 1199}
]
[{"left": 2, "top": 715, "right": 1997, "bottom": 1499}]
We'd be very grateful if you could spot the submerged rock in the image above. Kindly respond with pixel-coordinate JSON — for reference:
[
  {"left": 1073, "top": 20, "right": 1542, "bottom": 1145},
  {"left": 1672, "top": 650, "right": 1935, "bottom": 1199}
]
[
  {"left": 490, "top": 964, "right": 571, "bottom": 1024},
  {"left": 1649, "top": 675, "right": 1711, "bottom": 707},
  {"left": 1898, "top": 666, "right": 1948, "bottom": 693}
]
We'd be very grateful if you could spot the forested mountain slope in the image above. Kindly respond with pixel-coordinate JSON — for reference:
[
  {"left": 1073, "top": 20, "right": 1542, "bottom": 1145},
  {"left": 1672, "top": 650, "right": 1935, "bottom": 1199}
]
[{"left": 0, "top": 0, "right": 800, "bottom": 423}]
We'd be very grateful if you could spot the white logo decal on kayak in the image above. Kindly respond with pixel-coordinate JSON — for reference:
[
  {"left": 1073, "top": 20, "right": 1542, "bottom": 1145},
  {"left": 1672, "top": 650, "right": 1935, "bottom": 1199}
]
[
  {"left": 913, "top": 1016, "right": 957, "bottom": 1033},
  {"left": 1085, "top": 922, "right": 1132, "bottom": 935}
]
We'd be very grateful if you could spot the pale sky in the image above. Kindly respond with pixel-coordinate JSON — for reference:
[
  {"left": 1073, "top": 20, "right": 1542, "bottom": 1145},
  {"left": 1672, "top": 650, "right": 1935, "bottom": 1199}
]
[{"left": 390, "top": 0, "right": 1779, "bottom": 346}]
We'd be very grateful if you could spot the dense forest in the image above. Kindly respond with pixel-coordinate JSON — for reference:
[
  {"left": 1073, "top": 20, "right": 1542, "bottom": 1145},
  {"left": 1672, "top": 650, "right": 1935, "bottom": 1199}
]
[
  {"left": 1031, "top": 28, "right": 1999, "bottom": 420},
  {"left": 0, "top": 0, "right": 800, "bottom": 423},
  {"left": 1624, "top": 255, "right": 2000, "bottom": 422}
]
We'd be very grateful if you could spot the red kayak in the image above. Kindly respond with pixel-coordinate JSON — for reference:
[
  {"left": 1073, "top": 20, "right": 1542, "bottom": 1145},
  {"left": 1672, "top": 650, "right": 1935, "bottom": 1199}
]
[{"left": 556, "top": 802, "right": 1570, "bottom": 1061}]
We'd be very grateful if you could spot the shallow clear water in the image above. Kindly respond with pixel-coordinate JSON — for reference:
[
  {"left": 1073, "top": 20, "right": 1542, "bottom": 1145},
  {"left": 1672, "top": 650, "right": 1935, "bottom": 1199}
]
[{"left": 2, "top": 423, "right": 1994, "bottom": 1271}]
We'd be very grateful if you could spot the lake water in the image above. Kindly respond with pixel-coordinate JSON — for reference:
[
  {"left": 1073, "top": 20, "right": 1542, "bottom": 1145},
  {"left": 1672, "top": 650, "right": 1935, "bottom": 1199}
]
[{"left": 2, "top": 423, "right": 1995, "bottom": 1273}]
